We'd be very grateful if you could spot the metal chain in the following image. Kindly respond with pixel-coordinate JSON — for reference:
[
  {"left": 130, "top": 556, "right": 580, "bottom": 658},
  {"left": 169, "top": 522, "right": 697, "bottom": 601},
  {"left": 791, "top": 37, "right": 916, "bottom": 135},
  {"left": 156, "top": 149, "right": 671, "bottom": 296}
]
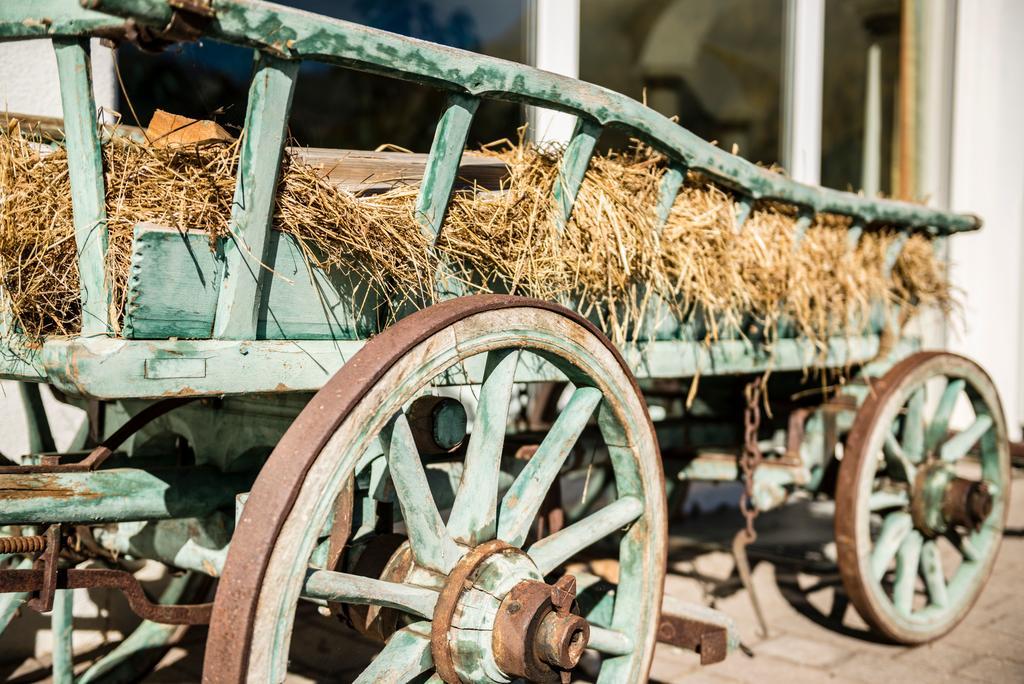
[{"left": 738, "top": 377, "right": 764, "bottom": 542}]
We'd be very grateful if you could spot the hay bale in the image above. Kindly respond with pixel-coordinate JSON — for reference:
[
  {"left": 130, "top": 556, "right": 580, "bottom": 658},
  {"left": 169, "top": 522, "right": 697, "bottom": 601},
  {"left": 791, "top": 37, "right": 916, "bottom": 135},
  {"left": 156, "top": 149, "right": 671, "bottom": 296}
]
[{"left": 0, "top": 118, "right": 952, "bottom": 355}]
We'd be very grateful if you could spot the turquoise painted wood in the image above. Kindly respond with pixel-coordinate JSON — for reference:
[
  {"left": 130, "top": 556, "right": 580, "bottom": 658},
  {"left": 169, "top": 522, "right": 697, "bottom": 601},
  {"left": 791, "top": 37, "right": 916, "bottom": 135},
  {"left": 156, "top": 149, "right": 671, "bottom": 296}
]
[
  {"left": 497, "top": 386, "right": 603, "bottom": 547},
  {"left": 654, "top": 162, "right": 686, "bottom": 231},
  {"left": 123, "top": 223, "right": 375, "bottom": 340},
  {"left": 53, "top": 37, "right": 111, "bottom": 336},
  {"left": 25, "top": 332, "right": 917, "bottom": 399},
  {"left": 302, "top": 568, "right": 438, "bottom": 618},
  {"left": 0, "top": 1, "right": 123, "bottom": 37},
  {"left": 351, "top": 625, "right": 433, "bottom": 684},
  {"left": 380, "top": 413, "right": 460, "bottom": 573},
  {"left": 926, "top": 379, "right": 964, "bottom": 451},
  {"left": 123, "top": 224, "right": 221, "bottom": 338},
  {"left": 554, "top": 117, "right": 601, "bottom": 229},
  {"left": 527, "top": 495, "right": 642, "bottom": 575},
  {"left": 792, "top": 211, "right": 813, "bottom": 248},
  {"left": 870, "top": 511, "right": 912, "bottom": 581},
  {"left": 51, "top": 588, "right": 74, "bottom": 684},
  {"left": 34, "top": 0, "right": 980, "bottom": 234},
  {"left": 940, "top": 414, "right": 993, "bottom": 462},
  {"left": 446, "top": 349, "right": 518, "bottom": 545},
  {"left": 733, "top": 197, "right": 754, "bottom": 233},
  {"left": 415, "top": 92, "right": 480, "bottom": 243},
  {"left": 0, "top": 467, "right": 255, "bottom": 524},
  {"left": 213, "top": 53, "right": 299, "bottom": 340}
]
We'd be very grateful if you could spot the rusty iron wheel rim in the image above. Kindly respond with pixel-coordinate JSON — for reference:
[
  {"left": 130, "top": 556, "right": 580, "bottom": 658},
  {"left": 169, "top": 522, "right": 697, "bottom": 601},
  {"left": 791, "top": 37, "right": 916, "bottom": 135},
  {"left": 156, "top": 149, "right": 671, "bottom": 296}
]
[
  {"left": 835, "top": 351, "right": 1010, "bottom": 644},
  {"left": 203, "top": 295, "right": 666, "bottom": 682}
]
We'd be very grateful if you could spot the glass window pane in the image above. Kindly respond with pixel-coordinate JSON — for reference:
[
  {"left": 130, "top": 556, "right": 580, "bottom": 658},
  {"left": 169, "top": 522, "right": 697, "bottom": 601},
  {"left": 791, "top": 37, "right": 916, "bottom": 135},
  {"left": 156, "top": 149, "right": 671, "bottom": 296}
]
[
  {"left": 580, "top": 0, "right": 784, "bottom": 164},
  {"left": 821, "top": 0, "right": 901, "bottom": 194},
  {"left": 116, "top": 0, "right": 528, "bottom": 150}
]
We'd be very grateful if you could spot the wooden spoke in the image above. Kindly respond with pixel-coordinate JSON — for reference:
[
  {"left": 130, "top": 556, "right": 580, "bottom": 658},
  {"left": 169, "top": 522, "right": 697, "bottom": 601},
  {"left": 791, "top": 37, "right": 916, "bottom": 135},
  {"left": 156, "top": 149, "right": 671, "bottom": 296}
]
[
  {"left": 302, "top": 569, "right": 438, "bottom": 619},
  {"left": 870, "top": 511, "right": 913, "bottom": 582},
  {"left": 447, "top": 349, "right": 519, "bottom": 545},
  {"left": 948, "top": 529, "right": 981, "bottom": 563},
  {"left": 926, "top": 379, "right": 965, "bottom": 453},
  {"left": 940, "top": 414, "right": 993, "bottom": 463},
  {"left": 381, "top": 412, "right": 460, "bottom": 573},
  {"left": 902, "top": 388, "right": 926, "bottom": 462},
  {"left": 883, "top": 432, "right": 916, "bottom": 483},
  {"left": 869, "top": 489, "right": 910, "bottom": 511},
  {"left": 353, "top": 624, "right": 433, "bottom": 684},
  {"left": 587, "top": 626, "right": 634, "bottom": 656},
  {"left": 497, "top": 386, "right": 603, "bottom": 547},
  {"left": 528, "top": 496, "right": 643, "bottom": 576},
  {"left": 920, "top": 540, "right": 948, "bottom": 608},
  {"left": 892, "top": 530, "right": 923, "bottom": 616},
  {"left": 51, "top": 589, "right": 75, "bottom": 682}
]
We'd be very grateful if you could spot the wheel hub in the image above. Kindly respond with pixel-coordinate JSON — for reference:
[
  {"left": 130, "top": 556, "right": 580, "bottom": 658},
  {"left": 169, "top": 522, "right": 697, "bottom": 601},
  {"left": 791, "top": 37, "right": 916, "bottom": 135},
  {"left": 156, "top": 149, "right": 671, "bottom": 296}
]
[
  {"left": 912, "top": 464, "right": 993, "bottom": 535},
  {"left": 492, "top": 575, "right": 589, "bottom": 683},
  {"left": 431, "top": 541, "right": 589, "bottom": 683}
]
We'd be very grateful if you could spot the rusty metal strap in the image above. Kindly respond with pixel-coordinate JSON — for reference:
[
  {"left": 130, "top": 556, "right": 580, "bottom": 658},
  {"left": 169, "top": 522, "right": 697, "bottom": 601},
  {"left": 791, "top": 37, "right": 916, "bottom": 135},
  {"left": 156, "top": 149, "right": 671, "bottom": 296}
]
[
  {"left": 0, "top": 397, "right": 197, "bottom": 474},
  {"left": 0, "top": 567, "right": 212, "bottom": 625},
  {"left": 657, "top": 613, "right": 729, "bottom": 666}
]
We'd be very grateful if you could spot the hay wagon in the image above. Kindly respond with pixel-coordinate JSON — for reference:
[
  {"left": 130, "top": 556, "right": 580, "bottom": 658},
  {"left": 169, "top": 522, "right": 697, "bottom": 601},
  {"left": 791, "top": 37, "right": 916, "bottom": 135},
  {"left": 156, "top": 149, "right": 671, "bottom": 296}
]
[{"left": 0, "top": 1, "right": 1010, "bottom": 682}]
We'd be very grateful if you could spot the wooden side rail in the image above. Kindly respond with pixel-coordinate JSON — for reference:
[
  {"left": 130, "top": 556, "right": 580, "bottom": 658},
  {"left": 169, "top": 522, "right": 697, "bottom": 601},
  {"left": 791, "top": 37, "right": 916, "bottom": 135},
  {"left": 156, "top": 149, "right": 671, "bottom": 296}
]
[{"left": 0, "top": 0, "right": 982, "bottom": 344}]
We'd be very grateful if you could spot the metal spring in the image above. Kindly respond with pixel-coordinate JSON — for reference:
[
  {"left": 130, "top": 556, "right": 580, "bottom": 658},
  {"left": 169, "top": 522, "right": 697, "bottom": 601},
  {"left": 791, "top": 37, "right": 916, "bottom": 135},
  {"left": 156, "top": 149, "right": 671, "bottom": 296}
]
[{"left": 0, "top": 535, "right": 47, "bottom": 554}]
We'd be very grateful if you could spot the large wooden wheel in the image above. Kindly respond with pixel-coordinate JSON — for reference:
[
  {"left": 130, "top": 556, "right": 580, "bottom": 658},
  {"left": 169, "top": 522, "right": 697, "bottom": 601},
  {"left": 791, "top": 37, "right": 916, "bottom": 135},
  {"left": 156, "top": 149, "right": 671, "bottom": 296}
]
[
  {"left": 835, "top": 352, "right": 1010, "bottom": 644},
  {"left": 205, "top": 296, "right": 667, "bottom": 683}
]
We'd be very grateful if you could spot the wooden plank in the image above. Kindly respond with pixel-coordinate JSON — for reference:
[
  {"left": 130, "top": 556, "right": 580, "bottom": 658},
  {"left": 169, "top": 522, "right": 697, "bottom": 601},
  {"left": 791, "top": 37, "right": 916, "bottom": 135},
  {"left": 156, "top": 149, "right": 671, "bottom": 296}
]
[
  {"left": 123, "top": 224, "right": 220, "bottom": 339},
  {"left": 36, "top": 334, "right": 917, "bottom": 400},
  {"left": 415, "top": 92, "right": 480, "bottom": 242},
  {"left": 213, "top": 53, "right": 299, "bottom": 340},
  {"left": 53, "top": 38, "right": 111, "bottom": 336},
  {"left": 294, "top": 148, "right": 507, "bottom": 193},
  {"left": 123, "top": 224, "right": 376, "bottom": 341}
]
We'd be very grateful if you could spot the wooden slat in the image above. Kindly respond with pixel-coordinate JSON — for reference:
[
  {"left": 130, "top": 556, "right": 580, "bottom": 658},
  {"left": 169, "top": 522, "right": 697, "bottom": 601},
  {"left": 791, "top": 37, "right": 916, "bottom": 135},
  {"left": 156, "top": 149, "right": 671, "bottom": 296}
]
[
  {"left": 415, "top": 92, "right": 480, "bottom": 243},
  {"left": 212, "top": 53, "right": 299, "bottom": 340},
  {"left": 553, "top": 117, "right": 602, "bottom": 230},
  {"left": 654, "top": 162, "right": 686, "bottom": 232},
  {"left": 53, "top": 38, "right": 111, "bottom": 336}
]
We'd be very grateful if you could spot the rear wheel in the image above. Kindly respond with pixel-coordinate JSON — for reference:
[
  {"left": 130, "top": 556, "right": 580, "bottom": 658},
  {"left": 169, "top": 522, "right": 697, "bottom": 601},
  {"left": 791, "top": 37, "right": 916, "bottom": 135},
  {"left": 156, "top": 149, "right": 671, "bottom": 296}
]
[
  {"left": 835, "top": 352, "right": 1010, "bottom": 643},
  {"left": 205, "top": 296, "right": 667, "bottom": 682}
]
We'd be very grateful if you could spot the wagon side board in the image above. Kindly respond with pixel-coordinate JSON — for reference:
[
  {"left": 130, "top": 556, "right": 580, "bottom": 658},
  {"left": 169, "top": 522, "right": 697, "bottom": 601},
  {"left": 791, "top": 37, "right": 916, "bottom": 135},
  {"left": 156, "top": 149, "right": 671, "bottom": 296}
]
[
  {"left": 30, "top": 333, "right": 919, "bottom": 399},
  {"left": 122, "top": 223, "right": 376, "bottom": 341}
]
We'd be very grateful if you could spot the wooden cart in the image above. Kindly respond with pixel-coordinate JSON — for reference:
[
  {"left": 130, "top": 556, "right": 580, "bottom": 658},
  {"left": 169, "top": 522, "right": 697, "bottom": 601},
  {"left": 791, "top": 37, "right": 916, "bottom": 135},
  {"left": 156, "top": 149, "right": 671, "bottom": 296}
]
[{"left": 0, "top": 1, "right": 1010, "bottom": 682}]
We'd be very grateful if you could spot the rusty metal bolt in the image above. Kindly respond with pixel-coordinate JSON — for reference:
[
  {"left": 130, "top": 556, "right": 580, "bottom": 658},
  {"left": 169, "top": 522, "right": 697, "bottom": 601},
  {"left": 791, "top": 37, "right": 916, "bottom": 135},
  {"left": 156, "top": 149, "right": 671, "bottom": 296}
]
[
  {"left": 536, "top": 610, "right": 590, "bottom": 670},
  {"left": 942, "top": 478, "right": 993, "bottom": 530},
  {"left": 0, "top": 535, "right": 47, "bottom": 554},
  {"left": 406, "top": 395, "right": 467, "bottom": 454}
]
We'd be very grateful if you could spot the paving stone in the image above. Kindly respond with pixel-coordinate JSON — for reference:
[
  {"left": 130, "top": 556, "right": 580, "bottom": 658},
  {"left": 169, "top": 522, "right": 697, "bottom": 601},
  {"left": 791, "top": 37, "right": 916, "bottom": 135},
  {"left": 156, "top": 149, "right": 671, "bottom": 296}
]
[
  {"left": 893, "top": 641, "right": 976, "bottom": 673},
  {"left": 708, "top": 650, "right": 857, "bottom": 684},
  {"left": 649, "top": 643, "right": 740, "bottom": 684},
  {"left": 948, "top": 626, "right": 1024, "bottom": 663},
  {"left": 830, "top": 650, "right": 956, "bottom": 683},
  {"left": 957, "top": 656, "right": 1024, "bottom": 682},
  {"left": 986, "top": 610, "right": 1022, "bottom": 637},
  {"left": 754, "top": 633, "right": 852, "bottom": 668}
]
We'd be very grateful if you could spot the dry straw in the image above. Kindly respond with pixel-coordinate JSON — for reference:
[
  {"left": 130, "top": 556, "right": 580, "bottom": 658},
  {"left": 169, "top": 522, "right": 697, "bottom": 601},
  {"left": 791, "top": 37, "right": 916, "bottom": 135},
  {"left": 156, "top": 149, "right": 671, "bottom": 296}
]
[{"left": 0, "top": 119, "right": 951, "bottom": 356}]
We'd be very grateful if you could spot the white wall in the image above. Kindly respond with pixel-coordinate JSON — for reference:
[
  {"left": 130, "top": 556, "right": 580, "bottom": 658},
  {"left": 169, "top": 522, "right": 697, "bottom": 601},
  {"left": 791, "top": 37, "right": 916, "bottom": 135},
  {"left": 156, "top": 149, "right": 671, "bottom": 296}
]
[
  {"left": 0, "top": 38, "right": 116, "bottom": 118},
  {"left": 526, "top": 0, "right": 580, "bottom": 144},
  {"left": 948, "top": 0, "right": 1024, "bottom": 438}
]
